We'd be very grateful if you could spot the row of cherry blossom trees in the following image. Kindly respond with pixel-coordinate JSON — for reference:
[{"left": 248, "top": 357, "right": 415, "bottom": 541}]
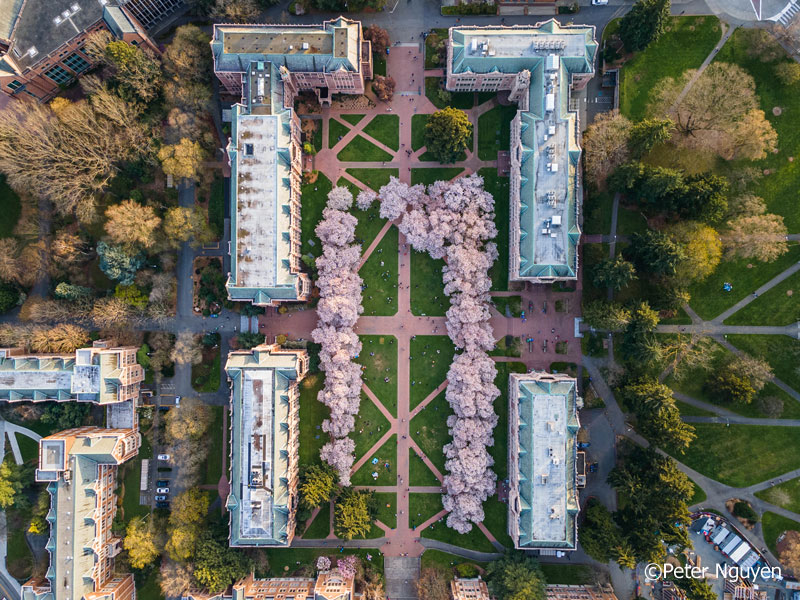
[
  {"left": 367, "top": 174, "right": 500, "bottom": 533},
  {"left": 312, "top": 187, "right": 364, "bottom": 485}
]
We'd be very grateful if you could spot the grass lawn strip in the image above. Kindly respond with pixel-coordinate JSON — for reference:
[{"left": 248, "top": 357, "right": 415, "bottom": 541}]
[
  {"left": 122, "top": 434, "right": 152, "bottom": 525},
  {"left": 362, "top": 114, "right": 400, "bottom": 151},
  {"left": 619, "top": 16, "right": 721, "bottom": 120},
  {"left": 477, "top": 104, "right": 517, "bottom": 161},
  {"left": 491, "top": 362, "right": 527, "bottom": 481},
  {"left": 666, "top": 423, "right": 800, "bottom": 488},
  {"left": 298, "top": 372, "right": 327, "bottom": 466},
  {"left": 301, "top": 172, "right": 333, "bottom": 258},
  {"left": 410, "top": 168, "right": 464, "bottom": 187},
  {"left": 340, "top": 114, "right": 365, "bottom": 126},
  {"left": 345, "top": 168, "right": 399, "bottom": 192},
  {"left": 356, "top": 334, "right": 398, "bottom": 416},
  {"left": 540, "top": 565, "right": 594, "bottom": 585},
  {"left": 203, "top": 406, "right": 224, "bottom": 485},
  {"left": 482, "top": 496, "right": 513, "bottom": 548},
  {"left": 374, "top": 492, "right": 397, "bottom": 529},
  {"left": 410, "top": 493, "right": 444, "bottom": 529},
  {"left": 724, "top": 269, "right": 800, "bottom": 325},
  {"left": 261, "top": 548, "right": 381, "bottom": 577},
  {"left": 424, "top": 77, "right": 473, "bottom": 110},
  {"left": 676, "top": 400, "right": 717, "bottom": 418},
  {"left": 755, "top": 477, "right": 800, "bottom": 514},
  {"left": 337, "top": 135, "right": 393, "bottom": 162},
  {"left": 491, "top": 295, "right": 522, "bottom": 317},
  {"left": 761, "top": 512, "right": 800, "bottom": 555},
  {"left": 359, "top": 226, "right": 399, "bottom": 317},
  {"left": 727, "top": 334, "right": 800, "bottom": 397},
  {"left": 689, "top": 479, "right": 708, "bottom": 505},
  {"left": 353, "top": 391, "right": 392, "bottom": 462},
  {"left": 409, "top": 335, "right": 455, "bottom": 410},
  {"left": 303, "top": 503, "right": 332, "bottom": 539},
  {"left": 0, "top": 176, "right": 21, "bottom": 238},
  {"left": 351, "top": 435, "right": 397, "bottom": 486},
  {"left": 480, "top": 168, "right": 510, "bottom": 291},
  {"left": 328, "top": 118, "right": 350, "bottom": 149},
  {"left": 583, "top": 191, "right": 614, "bottom": 236},
  {"left": 421, "top": 508, "right": 496, "bottom": 552},
  {"left": 411, "top": 114, "right": 429, "bottom": 151},
  {"left": 410, "top": 390, "right": 451, "bottom": 475},
  {"left": 410, "top": 250, "right": 450, "bottom": 316},
  {"left": 409, "top": 447, "right": 441, "bottom": 486}
]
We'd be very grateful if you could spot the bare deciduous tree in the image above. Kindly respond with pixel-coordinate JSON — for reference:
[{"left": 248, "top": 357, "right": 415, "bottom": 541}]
[
  {"left": 723, "top": 214, "right": 789, "bottom": 262},
  {"left": 171, "top": 331, "right": 202, "bottom": 366},
  {"left": 105, "top": 199, "right": 162, "bottom": 251},
  {"left": 582, "top": 110, "right": 632, "bottom": 186}
]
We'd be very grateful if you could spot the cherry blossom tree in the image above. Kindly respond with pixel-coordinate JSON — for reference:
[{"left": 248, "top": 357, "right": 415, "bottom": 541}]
[
  {"left": 312, "top": 187, "right": 364, "bottom": 485},
  {"left": 376, "top": 174, "right": 500, "bottom": 533}
]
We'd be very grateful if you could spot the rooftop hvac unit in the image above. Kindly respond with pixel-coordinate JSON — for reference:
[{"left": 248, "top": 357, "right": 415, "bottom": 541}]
[
  {"left": 471, "top": 39, "right": 478, "bottom": 52},
  {"left": 545, "top": 93, "right": 555, "bottom": 113},
  {"left": 547, "top": 54, "right": 559, "bottom": 71},
  {"left": 302, "top": 42, "right": 309, "bottom": 50},
  {"left": 288, "top": 45, "right": 293, "bottom": 50}
]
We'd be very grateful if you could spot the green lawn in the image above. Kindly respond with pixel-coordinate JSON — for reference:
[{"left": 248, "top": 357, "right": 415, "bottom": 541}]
[
  {"left": 540, "top": 564, "right": 595, "bottom": 585},
  {"left": 422, "top": 510, "right": 496, "bottom": 552},
  {"left": 619, "top": 16, "right": 722, "bottom": 120},
  {"left": 301, "top": 172, "right": 333, "bottom": 258},
  {"left": 409, "top": 336, "right": 456, "bottom": 410},
  {"left": 724, "top": 269, "right": 800, "bottom": 325},
  {"left": 755, "top": 477, "right": 800, "bottom": 514},
  {"left": 410, "top": 168, "right": 464, "bottom": 186},
  {"left": 134, "top": 565, "right": 164, "bottom": 600},
  {"left": 329, "top": 118, "right": 351, "bottom": 148},
  {"left": 374, "top": 54, "right": 386, "bottom": 76},
  {"left": 666, "top": 423, "right": 800, "bottom": 487},
  {"left": 761, "top": 512, "right": 800, "bottom": 555},
  {"left": 727, "top": 334, "right": 800, "bottom": 395},
  {"left": 421, "top": 549, "right": 487, "bottom": 572},
  {"left": 191, "top": 346, "right": 221, "bottom": 393},
  {"left": 260, "top": 548, "right": 381, "bottom": 577},
  {"left": 374, "top": 492, "right": 397, "bottom": 529},
  {"left": 615, "top": 206, "right": 649, "bottom": 236},
  {"left": 208, "top": 175, "right": 225, "bottom": 239},
  {"left": 121, "top": 434, "right": 152, "bottom": 525},
  {"left": 298, "top": 372, "right": 327, "bottom": 466},
  {"left": 313, "top": 122, "right": 323, "bottom": 152},
  {"left": 16, "top": 433, "right": 39, "bottom": 463},
  {"left": 425, "top": 29, "right": 448, "bottom": 69},
  {"left": 410, "top": 493, "right": 444, "bottom": 529},
  {"left": 477, "top": 104, "right": 517, "bottom": 160},
  {"left": 346, "top": 168, "right": 398, "bottom": 192},
  {"left": 203, "top": 406, "right": 224, "bottom": 485},
  {"left": 357, "top": 334, "right": 398, "bottom": 416},
  {"left": 410, "top": 251, "right": 450, "bottom": 316},
  {"left": 303, "top": 503, "right": 332, "bottom": 539},
  {"left": 341, "top": 114, "right": 365, "bottom": 126},
  {"left": 488, "top": 335, "right": 522, "bottom": 357},
  {"left": 338, "top": 135, "right": 393, "bottom": 162},
  {"left": 689, "top": 479, "right": 708, "bottom": 505},
  {"left": 482, "top": 496, "right": 513, "bottom": 548},
  {"left": 6, "top": 508, "right": 33, "bottom": 581},
  {"left": 351, "top": 435, "right": 397, "bottom": 486},
  {"left": 425, "top": 77, "right": 474, "bottom": 110},
  {"left": 411, "top": 390, "right": 451, "bottom": 475},
  {"left": 412, "top": 114, "right": 429, "bottom": 151},
  {"left": 583, "top": 190, "right": 614, "bottom": 236},
  {"left": 676, "top": 400, "right": 717, "bottom": 417},
  {"left": 688, "top": 246, "right": 800, "bottom": 321},
  {"left": 491, "top": 295, "right": 522, "bottom": 317},
  {"left": 346, "top": 184, "right": 388, "bottom": 250},
  {"left": 410, "top": 447, "right": 441, "bottom": 486},
  {"left": 362, "top": 114, "right": 400, "bottom": 151},
  {"left": 359, "top": 225, "right": 399, "bottom": 316},
  {"left": 481, "top": 168, "right": 510, "bottom": 291},
  {"left": 491, "top": 362, "right": 526, "bottom": 480},
  {"left": 353, "top": 392, "right": 391, "bottom": 462}
]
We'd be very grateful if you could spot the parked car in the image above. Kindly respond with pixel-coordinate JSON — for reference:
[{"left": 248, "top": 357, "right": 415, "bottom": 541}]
[
  {"left": 591, "top": 0, "right": 608, "bottom": 4},
  {"left": 578, "top": 442, "right": 591, "bottom": 449},
  {"left": 156, "top": 487, "right": 169, "bottom": 494},
  {"left": 158, "top": 454, "right": 170, "bottom": 461},
  {"left": 155, "top": 495, "right": 167, "bottom": 502},
  {"left": 156, "top": 501, "right": 170, "bottom": 509},
  {"left": 156, "top": 479, "right": 170, "bottom": 487}
]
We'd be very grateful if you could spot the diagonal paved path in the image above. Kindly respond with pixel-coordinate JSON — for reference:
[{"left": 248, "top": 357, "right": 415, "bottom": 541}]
[{"left": 713, "top": 262, "right": 800, "bottom": 324}]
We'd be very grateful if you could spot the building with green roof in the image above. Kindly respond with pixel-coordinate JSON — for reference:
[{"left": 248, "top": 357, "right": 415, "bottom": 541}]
[
  {"left": 447, "top": 20, "right": 597, "bottom": 282},
  {"left": 508, "top": 372, "right": 581, "bottom": 551},
  {"left": 225, "top": 344, "right": 309, "bottom": 547}
]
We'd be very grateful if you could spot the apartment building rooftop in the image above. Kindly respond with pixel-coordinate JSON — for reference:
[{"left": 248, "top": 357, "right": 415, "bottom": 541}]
[
  {"left": 211, "top": 17, "right": 361, "bottom": 75},
  {"left": 508, "top": 372, "right": 581, "bottom": 550},
  {"left": 225, "top": 345, "right": 308, "bottom": 547}
]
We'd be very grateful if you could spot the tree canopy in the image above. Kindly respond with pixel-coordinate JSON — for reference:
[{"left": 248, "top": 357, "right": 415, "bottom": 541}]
[
  {"left": 619, "top": 0, "right": 670, "bottom": 52},
  {"left": 424, "top": 107, "right": 473, "bottom": 164},
  {"left": 486, "top": 553, "right": 546, "bottom": 600}
]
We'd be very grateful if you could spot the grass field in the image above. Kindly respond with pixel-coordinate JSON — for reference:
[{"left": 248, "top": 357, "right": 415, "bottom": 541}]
[
  {"left": 480, "top": 168, "right": 510, "bottom": 291},
  {"left": 688, "top": 246, "right": 800, "bottom": 321},
  {"left": 203, "top": 406, "right": 224, "bottom": 485},
  {"left": 421, "top": 508, "right": 496, "bottom": 552},
  {"left": 667, "top": 423, "right": 800, "bottom": 487},
  {"left": 375, "top": 492, "right": 397, "bottom": 529},
  {"left": 761, "top": 512, "right": 800, "bottom": 555},
  {"left": 755, "top": 477, "right": 800, "bottom": 514},
  {"left": 362, "top": 114, "right": 400, "bottom": 151},
  {"left": 477, "top": 104, "right": 517, "bottom": 160},
  {"left": 6, "top": 507, "right": 33, "bottom": 581},
  {"left": 420, "top": 549, "right": 487, "bottom": 572},
  {"left": 260, "top": 548, "right": 381, "bottom": 577},
  {"left": 121, "top": 434, "right": 153, "bottom": 525},
  {"left": 345, "top": 168, "right": 398, "bottom": 192},
  {"left": 16, "top": 433, "right": 38, "bottom": 463},
  {"left": 410, "top": 250, "right": 449, "bottom": 316},
  {"left": 134, "top": 566, "right": 164, "bottom": 600},
  {"left": 425, "top": 77, "right": 474, "bottom": 110},
  {"left": 356, "top": 334, "right": 398, "bottom": 416},
  {"left": 208, "top": 176, "right": 225, "bottom": 239},
  {"left": 492, "top": 295, "right": 522, "bottom": 317},
  {"left": 583, "top": 190, "right": 614, "bottom": 236},
  {"left": 619, "top": 16, "right": 722, "bottom": 120},
  {"left": 540, "top": 564, "right": 595, "bottom": 585},
  {"left": 410, "top": 168, "right": 464, "bottom": 186},
  {"left": 491, "top": 362, "right": 527, "bottom": 480},
  {"left": 303, "top": 503, "right": 332, "bottom": 539},
  {"left": 727, "top": 334, "right": 800, "bottom": 395},
  {"left": 351, "top": 435, "right": 398, "bottom": 486},
  {"left": 425, "top": 29, "right": 448, "bottom": 69},
  {"left": 411, "top": 390, "right": 451, "bottom": 475},
  {"left": 689, "top": 479, "right": 708, "bottom": 505},
  {"left": 301, "top": 172, "right": 333, "bottom": 258},
  {"left": 360, "top": 225, "right": 399, "bottom": 316},
  {"left": 298, "top": 373, "right": 327, "bottom": 466},
  {"left": 354, "top": 392, "right": 391, "bottom": 462},
  {"left": 341, "top": 114, "right": 365, "bottom": 126},
  {"left": 329, "top": 118, "right": 350, "bottom": 148},
  {"left": 338, "top": 135, "right": 393, "bottom": 162},
  {"left": 724, "top": 269, "right": 800, "bottom": 325},
  {"left": 409, "top": 447, "right": 441, "bottom": 486},
  {"left": 482, "top": 496, "right": 513, "bottom": 547},
  {"left": 191, "top": 347, "right": 220, "bottom": 393},
  {"left": 409, "top": 336, "right": 455, "bottom": 409},
  {"left": 412, "top": 114, "right": 429, "bottom": 152},
  {"left": 615, "top": 206, "right": 649, "bottom": 236},
  {"left": 410, "top": 493, "right": 444, "bottom": 529}
]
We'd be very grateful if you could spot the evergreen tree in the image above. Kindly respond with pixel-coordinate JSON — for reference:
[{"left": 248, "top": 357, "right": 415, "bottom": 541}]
[
  {"left": 619, "top": 0, "right": 671, "bottom": 52},
  {"left": 424, "top": 107, "right": 473, "bottom": 164}
]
